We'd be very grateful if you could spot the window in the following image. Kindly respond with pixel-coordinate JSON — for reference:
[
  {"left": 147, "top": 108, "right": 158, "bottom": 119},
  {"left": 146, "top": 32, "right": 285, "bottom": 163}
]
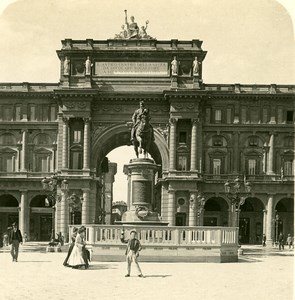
[
  {"left": 241, "top": 107, "right": 247, "bottom": 124},
  {"left": 71, "top": 151, "right": 83, "bottom": 169},
  {"left": 213, "top": 159, "right": 221, "bottom": 175},
  {"left": 248, "top": 159, "right": 256, "bottom": 175},
  {"left": 277, "top": 108, "right": 283, "bottom": 123},
  {"left": 205, "top": 108, "right": 211, "bottom": 123},
  {"left": 0, "top": 154, "right": 14, "bottom": 172},
  {"left": 0, "top": 133, "right": 15, "bottom": 145},
  {"left": 262, "top": 108, "right": 268, "bottom": 123},
  {"left": 177, "top": 155, "right": 187, "bottom": 171},
  {"left": 36, "top": 155, "right": 49, "bottom": 172},
  {"left": 250, "top": 108, "right": 259, "bottom": 123},
  {"left": 284, "top": 160, "right": 293, "bottom": 175},
  {"left": 50, "top": 106, "right": 57, "bottom": 121},
  {"left": 286, "top": 111, "right": 294, "bottom": 123},
  {"left": 226, "top": 108, "right": 232, "bottom": 124},
  {"left": 179, "top": 132, "right": 187, "bottom": 144},
  {"left": 73, "top": 130, "right": 82, "bottom": 143},
  {"left": 215, "top": 109, "right": 222, "bottom": 123},
  {"left": 41, "top": 105, "right": 49, "bottom": 121},
  {"left": 15, "top": 105, "right": 22, "bottom": 121},
  {"left": 3, "top": 106, "right": 12, "bottom": 121},
  {"left": 29, "top": 105, "right": 36, "bottom": 121}
]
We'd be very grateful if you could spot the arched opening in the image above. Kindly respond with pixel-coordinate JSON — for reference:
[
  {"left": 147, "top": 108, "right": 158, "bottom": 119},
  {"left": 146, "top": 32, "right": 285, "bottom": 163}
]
[
  {"left": 275, "top": 198, "right": 294, "bottom": 236},
  {"left": 92, "top": 124, "right": 168, "bottom": 225},
  {"left": 0, "top": 194, "right": 19, "bottom": 234},
  {"left": 203, "top": 197, "right": 229, "bottom": 226},
  {"left": 30, "top": 195, "right": 52, "bottom": 241},
  {"left": 240, "top": 197, "right": 264, "bottom": 244}
]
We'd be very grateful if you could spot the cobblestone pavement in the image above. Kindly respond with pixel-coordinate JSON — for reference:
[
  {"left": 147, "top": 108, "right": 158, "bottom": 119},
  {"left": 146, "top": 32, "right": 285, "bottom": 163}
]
[{"left": 1, "top": 244, "right": 293, "bottom": 300}]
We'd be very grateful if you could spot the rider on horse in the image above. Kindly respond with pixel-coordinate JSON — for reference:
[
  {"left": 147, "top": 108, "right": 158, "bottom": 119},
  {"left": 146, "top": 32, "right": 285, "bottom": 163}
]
[{"left": 130, "top": 101, "right": 154, "bottom": 143}]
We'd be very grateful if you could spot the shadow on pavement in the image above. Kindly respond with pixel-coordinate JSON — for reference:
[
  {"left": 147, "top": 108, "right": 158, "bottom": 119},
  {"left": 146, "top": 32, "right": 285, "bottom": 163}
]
[
  {"left": 87, "top": 264, "right": 118, "bottom": 270},
  {"left": 17, "top": 260, "right": 52, "bottom": 263},
  {"left": 143, "top": 275, "right": 172, "bottom": 278}
]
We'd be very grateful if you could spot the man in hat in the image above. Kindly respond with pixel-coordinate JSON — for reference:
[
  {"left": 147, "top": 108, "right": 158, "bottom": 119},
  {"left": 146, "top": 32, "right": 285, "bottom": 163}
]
[
  {"left": 121, "top": 228, "right": 143, "bottom": 277},
  {"left": 8, "top": 222, "right": 23, "bottom": 262}
]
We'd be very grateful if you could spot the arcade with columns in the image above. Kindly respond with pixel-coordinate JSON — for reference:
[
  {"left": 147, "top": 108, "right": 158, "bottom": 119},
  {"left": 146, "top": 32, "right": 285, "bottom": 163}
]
[{"left": 0, "top": 36, "right": 293, "bottom": 244}]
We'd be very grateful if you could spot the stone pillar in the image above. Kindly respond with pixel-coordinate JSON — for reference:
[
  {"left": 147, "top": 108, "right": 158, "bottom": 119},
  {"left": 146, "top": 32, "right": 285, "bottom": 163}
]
[
  {"left": 263, "top": 209, "right": 267, "bottom": 235},
  {"left": 266, "top": 194, "right": 274, "bottom": 245},
  {"left": 233, "top": 132, "right": 239, "bottom": 174},
  {"left": 62, "top": 117, "right": 69, "bottom": 169},
  {"left": 167, "top": 188, "right": 176, "bottom": 226},
  {"left": 190, "top": 119, "right": 198, "bottom": 171},
  {"left": 60, "top": 192, "right": 69, "bottom": 239},
  {"left": 83, "top": 118, "right": 90, "bottom": 170},
  {"left": 188, "top": 192, "right": 197, "bottom": 226},
  {"left": 82, "top": 189, "right": 90, "bottom": 224},
  {"left": 21, "top": 130, "right": 27, "bottom": 172},
  {"left": 267, "top": 134, "right": 274, "bottom": 175},
  {"left": 19, "top": 190, "right": 28, "bottom": 234},
  {"left": 169, "top": 118, "right": 177, "bottom": 170}
]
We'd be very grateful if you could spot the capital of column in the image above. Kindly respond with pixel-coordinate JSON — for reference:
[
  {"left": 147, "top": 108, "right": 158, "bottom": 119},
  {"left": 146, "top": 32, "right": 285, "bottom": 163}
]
[
  {"left": 83, "top": 117, "right": 91, "bottom": 124},
  {"left": 62, "top": 116, "right": 69, "bottom": 124},
  {"left": 191, "top": 116, "right": 199, "bottom": 125},
  {"left": 169, "top": 117, "right": 178, "bottom": 126}
]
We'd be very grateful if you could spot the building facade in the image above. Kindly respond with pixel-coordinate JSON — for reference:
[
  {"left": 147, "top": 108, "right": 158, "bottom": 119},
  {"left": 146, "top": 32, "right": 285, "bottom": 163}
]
[{"left": 0, "top": 37, "right": 293, "bottom": 244}]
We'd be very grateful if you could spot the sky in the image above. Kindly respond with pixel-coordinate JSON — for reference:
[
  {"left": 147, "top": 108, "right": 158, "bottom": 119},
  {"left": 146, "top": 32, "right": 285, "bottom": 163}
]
[{"left": 0, "top": 0, "right": 294, "bottom": 203}]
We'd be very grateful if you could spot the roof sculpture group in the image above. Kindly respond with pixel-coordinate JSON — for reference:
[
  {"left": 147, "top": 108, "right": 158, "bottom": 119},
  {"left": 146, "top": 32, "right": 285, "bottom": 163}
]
[{"left": 114, "top": 10, "right": 153, "bottom": 40}]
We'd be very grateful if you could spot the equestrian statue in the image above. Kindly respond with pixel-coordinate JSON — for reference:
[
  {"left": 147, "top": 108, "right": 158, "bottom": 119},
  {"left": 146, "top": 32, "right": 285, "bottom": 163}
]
[{"left": 130, "top": 101, "right": 154, "bottom": 158}]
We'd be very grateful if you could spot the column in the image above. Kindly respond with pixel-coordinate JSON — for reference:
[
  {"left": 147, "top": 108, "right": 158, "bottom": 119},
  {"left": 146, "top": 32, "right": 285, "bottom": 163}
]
[
  {"left": 188, "top": 192, "right": 197, "bottom": 226},
  {"left": 190, "top": 119, "right": 198, "bottom": 171},
  {"left": 266, "top": 194, "right": 274, "bottom": 245},
  {"left": 262, "top": 209, "right": 267, "bottom": 234},
  {"left": 83, "top": 118, "right": 90, "bottom": 170},
  {"left": 19, "top": 191, "right": 28, "bottom": 234},
  {"left": 233, "top": 131, "right": 239, "bottom": 174},
  {"left": 267, "top": 134, "right": 274, "bottom": 175},
  {"left": 169, "top": 118, "right": 177, "bottom": 170},
  {"left": 167, "top": 188, "right": 175, "bottom": 226},
  {"left": 20, "top": 130, "right": 27, "bottom": 172},
  {"left": 82, "top": 189, "right": 90, "bottom": 224},
  {"left": 62, "top": 117, "right": 69, "bottom": 169},
  {"left": 60, "top": 192, "right": 69, "bottom": 240}
]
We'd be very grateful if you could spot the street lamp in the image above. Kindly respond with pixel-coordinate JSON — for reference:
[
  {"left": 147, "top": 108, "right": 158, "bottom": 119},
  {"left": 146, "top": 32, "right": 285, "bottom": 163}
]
[
  {"left": 190, "top": 191, "right": 205, "bottom": 226},
  {"left": 273, "top": 214, "right": 281, "bottom": 246},
  {"left": 69, "top": 193, "right": 83, "bottom": 225},
  {"left": 42, "top": 174, "right": 69, "bottom": 240},
  {"left": 224, "top": 176, "right": 252, "bottom": 229}
]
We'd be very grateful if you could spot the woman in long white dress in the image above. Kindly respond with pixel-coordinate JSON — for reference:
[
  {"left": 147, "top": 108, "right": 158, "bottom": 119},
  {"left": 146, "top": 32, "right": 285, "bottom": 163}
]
[{"left": 67, "top": 226, "right": 87, "bottom": 269}]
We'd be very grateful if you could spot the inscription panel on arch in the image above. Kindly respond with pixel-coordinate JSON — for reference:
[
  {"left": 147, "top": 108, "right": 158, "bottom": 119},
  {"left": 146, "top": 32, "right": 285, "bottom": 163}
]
[{"left": 95, "top": 62, "right": 169, "bottom": 77}]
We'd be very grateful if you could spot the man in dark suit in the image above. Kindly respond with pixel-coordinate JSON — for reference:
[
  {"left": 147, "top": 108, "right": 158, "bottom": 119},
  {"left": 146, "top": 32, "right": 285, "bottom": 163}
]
[
  {"left": 8, "top": 222, "right": 23, "bottom": 262},
  {"left": 120, "top": 229, "right": 143, "bottom": 278}
]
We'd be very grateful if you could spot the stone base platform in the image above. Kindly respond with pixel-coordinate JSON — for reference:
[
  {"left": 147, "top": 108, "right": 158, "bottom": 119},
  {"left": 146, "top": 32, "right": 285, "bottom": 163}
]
[
  {"left": 46, "top": 246, "right": 62, "bottom": 252},
  {"left": 90, "top": 244, "right": 238, "bottom": 263}
]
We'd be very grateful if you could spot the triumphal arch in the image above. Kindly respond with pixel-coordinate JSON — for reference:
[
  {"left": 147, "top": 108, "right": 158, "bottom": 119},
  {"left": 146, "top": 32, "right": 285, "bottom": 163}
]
[{"left": 0, "top": 16, "right": 293, "bottom": 255}]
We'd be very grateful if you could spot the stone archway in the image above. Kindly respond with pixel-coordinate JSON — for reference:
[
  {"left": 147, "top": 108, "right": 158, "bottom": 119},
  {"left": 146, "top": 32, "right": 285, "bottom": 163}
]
[
  {"left": 0, "top": 194, "right": 19, "bottom": 233},
  {"left": 240, "top": 197, "right": 264, "bottom": 244},
  {"left": 203, "top": 197, "right": 229, "bottom": 226},
  {"left": 275, "top": 198, "right": 294, "bottom": 236},
  {"left": 92, "top": 123, "right": 169, "bottom": 174},
  {"left": 30, "top": 195, "right": 52, "bottom": 241}
]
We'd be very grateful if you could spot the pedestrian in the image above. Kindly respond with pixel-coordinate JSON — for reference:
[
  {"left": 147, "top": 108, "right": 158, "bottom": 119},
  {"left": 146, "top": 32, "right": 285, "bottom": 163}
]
[
  {"left": 262, "top": 234, "right": 266, "bottom": 247},
  {"left": 0, "top": 233, "right": 3, "bottom": 248},
  {"left": 63, "top": 227, "right": 78, "bottom": 266},
  {"left": 278, "top": 232, "right": 284, "bottom": 250},
  {"left": 120, "top": 228, "right": 144, "bottom": 278},
  {"left": 67, "top": 226, "right": 88, "bottom": 269},
  {"left": 286, "top": 234, "right": 293, "bottom": 249},
  {"left": 8, "top": 222, "right": 23, "bottom": 262}
]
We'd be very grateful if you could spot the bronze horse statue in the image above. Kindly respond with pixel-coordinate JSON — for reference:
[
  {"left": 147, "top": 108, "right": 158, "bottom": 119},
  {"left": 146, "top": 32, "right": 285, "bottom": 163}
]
[{"left": 132, "top": 114, "right": 154, "bottom": 158}]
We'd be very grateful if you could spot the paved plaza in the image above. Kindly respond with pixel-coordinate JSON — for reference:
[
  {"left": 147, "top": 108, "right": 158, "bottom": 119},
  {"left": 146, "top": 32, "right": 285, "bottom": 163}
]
[{"left": 1, "top": 244, "right": 293, "bottom": 300}]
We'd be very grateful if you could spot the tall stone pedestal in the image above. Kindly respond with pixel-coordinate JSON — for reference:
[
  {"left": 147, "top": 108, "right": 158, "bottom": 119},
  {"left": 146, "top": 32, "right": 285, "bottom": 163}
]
[{"left": 118, "top": 158, "right": 167, "bottom": 226}]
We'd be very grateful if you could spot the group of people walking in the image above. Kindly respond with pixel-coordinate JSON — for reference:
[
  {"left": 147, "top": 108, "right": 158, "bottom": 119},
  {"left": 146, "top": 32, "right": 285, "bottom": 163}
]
[{"left": 63, "top": 226, "right": 90, "bottom": 269}]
